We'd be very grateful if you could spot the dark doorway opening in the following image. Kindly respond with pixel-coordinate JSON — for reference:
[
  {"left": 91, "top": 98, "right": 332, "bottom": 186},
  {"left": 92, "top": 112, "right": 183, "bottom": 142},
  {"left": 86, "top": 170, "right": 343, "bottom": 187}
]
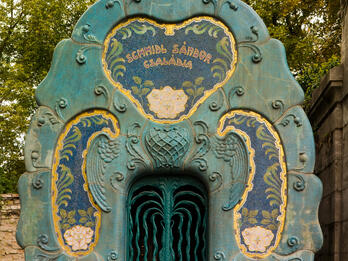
[{"left": 127, "top": 173, "right": 208, "bottom": 261}]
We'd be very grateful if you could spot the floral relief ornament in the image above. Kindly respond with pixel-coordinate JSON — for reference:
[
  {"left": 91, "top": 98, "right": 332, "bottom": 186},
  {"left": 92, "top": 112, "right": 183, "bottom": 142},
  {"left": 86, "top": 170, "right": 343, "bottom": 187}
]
[
  {"left": 63, "top": 225, "right": 94, "bottom": 251},
  {"left": 241, "top": 226, "right": 274, "bottom": 252},
  {"left": 147, "top": 86, "right": 188, "bottom": 119}
]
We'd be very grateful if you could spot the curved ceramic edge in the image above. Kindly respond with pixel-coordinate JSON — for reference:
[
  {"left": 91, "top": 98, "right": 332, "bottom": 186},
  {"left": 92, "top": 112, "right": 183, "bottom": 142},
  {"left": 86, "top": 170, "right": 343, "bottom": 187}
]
[
  {"left": 37, "top": 2, "right": 302, "bottom": 127},
  {"left": 35, "top": 39, "right": 105, "bottom": 115},
  {"left": 16, "top": 171, "right": 60, "bottom": 252},
  {"left": 126, "top": 0, "right": 215, "bottom": 22},
  {"left": 71, "top": 0, "right": 269, "bottom": 45},
  {"left": 24, "top": 247, "right": 107, "bottom": 261},
  {"left": 275, "top": 106, "right": 315, "bottom": 173},
  {"left": 275, "top": 173, "right": 323, "bottom": 255},
  {"left": 233, "top": 249, "right": 315, "bottom": 260},
  {"left": 225, "top": 39, "right": 304, "bottom": 123},
  {"left": 24, "top": 246, "right": 73, "bottom": 261},
  {"left": 217, "top": 0, "right": 269, "bottom": 43},
  {"left": 24, "top": 106, "right": 64, "bottom": 172},
  {"left": 72, "top": 0, "right": 125, "bottom": 45},
  {"left": 35, "top": 39, "right": 144, "bottom": 124}
]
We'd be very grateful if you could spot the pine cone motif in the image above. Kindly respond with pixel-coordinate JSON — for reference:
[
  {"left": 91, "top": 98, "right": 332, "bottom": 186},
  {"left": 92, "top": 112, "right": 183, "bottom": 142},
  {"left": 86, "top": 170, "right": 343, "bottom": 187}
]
[{"left": 145, "top": 127, "right": 190, "bottom": 168}]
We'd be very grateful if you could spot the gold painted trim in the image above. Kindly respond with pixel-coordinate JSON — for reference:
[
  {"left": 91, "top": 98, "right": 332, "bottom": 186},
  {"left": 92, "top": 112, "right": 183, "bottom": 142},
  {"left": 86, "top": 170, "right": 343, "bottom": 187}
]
[
  {"left": 51, "top": 110, "right": 119, "bottom": 257},
  {"left": 217, "top": 110, "right": 287, "bottom": 259},
  {"left": 102, "top": 16, "right": 238, "bottom": 123}
]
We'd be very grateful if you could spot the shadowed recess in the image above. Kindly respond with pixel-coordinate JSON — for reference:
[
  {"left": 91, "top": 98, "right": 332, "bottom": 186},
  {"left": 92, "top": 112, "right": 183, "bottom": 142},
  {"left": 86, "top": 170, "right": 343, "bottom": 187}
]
[{"left": 127, "top": 173, "right": 208, "bottom": 261}]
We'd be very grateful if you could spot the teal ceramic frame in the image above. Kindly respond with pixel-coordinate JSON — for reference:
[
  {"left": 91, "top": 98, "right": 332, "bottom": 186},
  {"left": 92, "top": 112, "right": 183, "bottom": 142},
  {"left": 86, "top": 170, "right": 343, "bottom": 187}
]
[{"left": 16, "top": 0, "right": 322, "bottom": 260}]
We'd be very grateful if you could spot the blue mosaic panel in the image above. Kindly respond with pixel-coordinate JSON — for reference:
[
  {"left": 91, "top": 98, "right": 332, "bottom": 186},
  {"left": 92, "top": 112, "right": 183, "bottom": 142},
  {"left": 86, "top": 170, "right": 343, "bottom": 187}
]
[
  {"left": 51, "top": 111, "right": 119, "bottom": 256},
  {"left": 218, "top": 110, "right": 287, "bottom": 259},
  {"left": 103, "top": 17, "right": 237, "bottom": 122}
]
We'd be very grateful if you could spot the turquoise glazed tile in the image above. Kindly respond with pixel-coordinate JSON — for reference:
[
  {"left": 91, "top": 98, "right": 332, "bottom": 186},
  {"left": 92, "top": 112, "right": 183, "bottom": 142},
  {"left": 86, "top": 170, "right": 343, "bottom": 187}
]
[
  {"left": 24, "top": 107, "right": 64, "bottom": 172},
  {"left": 275, "top": 173, "right": 323, "bottom": 255},
  {"left": 17, "top": 171, "right": 59, "bottom": 250},
  {"left": 126, "top": 0, "right": 215, "bottom": 21},
  {"left": 35, "top": 40, "right": 111, "bottom": 121},
  {"left": 275, "top": 106, "right": 315, "bottom": 173},
  {"left": 17, "top": 0, "right": 322, "bottom": 260},
  {"left": 233, "top": 250, "right": 315, "bottom": 260},
  {"left": 216, "top": 0, "right": 270, "bottom": 44},
  {"left": 24, "top": 246, "right": 74, "bottom": 261},
  {"left": 72, "top": 0, "right": 125, "bottom": 45},
  {"left": 224, "top": 40, "right": 304, "bottom": 123}
]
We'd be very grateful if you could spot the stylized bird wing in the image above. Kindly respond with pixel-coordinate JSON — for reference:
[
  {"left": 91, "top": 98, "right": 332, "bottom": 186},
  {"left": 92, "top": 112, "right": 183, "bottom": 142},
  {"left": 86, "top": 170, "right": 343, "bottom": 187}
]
[
  {"left": 214, "top": 132, "right": 249, "bottom": 211},
  {"left": 86, "top": 134, "right": 120, "bottom": 212}
]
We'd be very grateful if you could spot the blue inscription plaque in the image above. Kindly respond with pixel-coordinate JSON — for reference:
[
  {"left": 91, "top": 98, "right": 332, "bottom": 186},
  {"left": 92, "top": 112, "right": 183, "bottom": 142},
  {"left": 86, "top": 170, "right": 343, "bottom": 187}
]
[{"left": 103, "top": 17, "right": 237, "bottom": 122}]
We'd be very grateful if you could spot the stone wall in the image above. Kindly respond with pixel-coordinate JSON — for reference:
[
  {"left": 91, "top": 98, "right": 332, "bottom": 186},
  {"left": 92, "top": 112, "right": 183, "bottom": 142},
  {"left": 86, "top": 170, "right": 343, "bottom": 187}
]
[
  {"left": 308, "top": 65, "right": 347, "bottom": 261},
  {"left": 0, "top": 194, "right": 24, "bottom": 260}
]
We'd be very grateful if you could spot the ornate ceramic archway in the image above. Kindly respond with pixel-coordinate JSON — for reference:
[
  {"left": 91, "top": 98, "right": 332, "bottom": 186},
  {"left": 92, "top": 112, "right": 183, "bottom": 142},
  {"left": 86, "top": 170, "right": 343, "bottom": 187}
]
[{"left": 17, "top": 0, "right": 322, "bottom": 260}]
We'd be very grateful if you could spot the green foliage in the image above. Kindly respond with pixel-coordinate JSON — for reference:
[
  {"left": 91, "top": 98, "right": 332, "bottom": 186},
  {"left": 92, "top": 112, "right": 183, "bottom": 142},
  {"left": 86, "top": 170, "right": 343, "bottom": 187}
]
[
  {"left": 56, "top": 164, "right": 74, "bottom": 208},
  {"left": 300, "top": 55, "right": 341, "bottom": 111},
  {"left": 261, "top": 209, "right": 279, "bottom": 231},
  {"left": 245, "top": 0, "right": 342, "bottom": 96},
  {"left": 0, "top": 0, "right": 96, "bottom": 193},
  {"left": 182, "top": 77, "right": 206, "bottom": 104},
  {"left": 131, "top": 76, "right": 152, "bottom": 99},
  {"left": 0, "top": 0, "right": 342, "bottom": 193},
  {"left": 60, "top": 209, "right": 77, "bottom": 230},
  {"left": 263, "top": 163, "right": 282, "bottom": 207},
  {"left": 241, "top": 208, "right": 259, "bottom": 225},
  {"left": 78, "top": 207, "right": 96, "bottom": 227}
]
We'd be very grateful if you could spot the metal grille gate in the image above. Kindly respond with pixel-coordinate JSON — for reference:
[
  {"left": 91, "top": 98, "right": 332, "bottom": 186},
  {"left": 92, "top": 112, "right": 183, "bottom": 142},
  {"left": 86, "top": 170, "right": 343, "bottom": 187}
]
[{"left": 127, "top": 176, "right": 208, "bottom": 261}]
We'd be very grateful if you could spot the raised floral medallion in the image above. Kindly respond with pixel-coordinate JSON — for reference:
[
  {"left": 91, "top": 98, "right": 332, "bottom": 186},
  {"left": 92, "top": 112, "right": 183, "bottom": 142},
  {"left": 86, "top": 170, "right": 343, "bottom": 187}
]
[
  {"left": 217, "top": 110, "right": 287, "bottom": 259},
  {"left": 103, "top": 17, "right": 237, "bottom": 123}
]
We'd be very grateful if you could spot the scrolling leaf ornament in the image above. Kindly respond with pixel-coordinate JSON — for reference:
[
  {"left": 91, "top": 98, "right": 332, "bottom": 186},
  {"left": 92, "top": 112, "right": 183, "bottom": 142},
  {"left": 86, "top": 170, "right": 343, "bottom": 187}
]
[
  {"left": 238, "top": 26, "right": 263, "bottom": 63},
  {"left": 272, "top": 100, "right": 285, "bottom": 116},
  {"left": 94, "top": 83, "right": 110, "bottom": 106},
  {"left": 76, "top": 46, "right": 101, "bottom": 65},
  {"left": 113, "top": 92, "right": 128, "bottom": 113},
  {"left": 216, "top": 0, "right": 239, "bottom": 12},
  {"left": 214, "top": 250, "right": 226, "bottom": 260},
  {"left": 209, "top": 171, "right": 224, "bottom": 192},
  {"left": 105, "top": 0, "right": 122, "bottom": 9},
  {"left": 107, "top": 250, "right": 119, "bottom": 260},
  {"left": 209, "top": 89, "right": 225, "bottom": 112},
  {"left": 228, "top": 85, "right": 245, "bottom": 109},
  {"left": 37, "top": 234, "right": 60, "bottom": 252},
  {"left": 189, "top": 121, "right": 211, "bottom": 171},
  {"left": 126, "top": 123, "right": 147, "bottom": 170},
  {"left": 213, "top": 132, "right": 250, "bottom": 210},
  {"left": 77, "top": 24, "right": 102, "bottom": 45},
  {"left": 280, "top": 114, "right": 303, "bottom": 128},
  {"left": 203, "top": 0, "right": 239, "bottom": 11},
  {"left": 293, "top": 175, "right": 306, "bottom": 192},
  {"left": 32, "top": 172, "right": 45, "bottom": 189},
  {"left": 55, "top": 98, "right": 69, "bottom": 121}
]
